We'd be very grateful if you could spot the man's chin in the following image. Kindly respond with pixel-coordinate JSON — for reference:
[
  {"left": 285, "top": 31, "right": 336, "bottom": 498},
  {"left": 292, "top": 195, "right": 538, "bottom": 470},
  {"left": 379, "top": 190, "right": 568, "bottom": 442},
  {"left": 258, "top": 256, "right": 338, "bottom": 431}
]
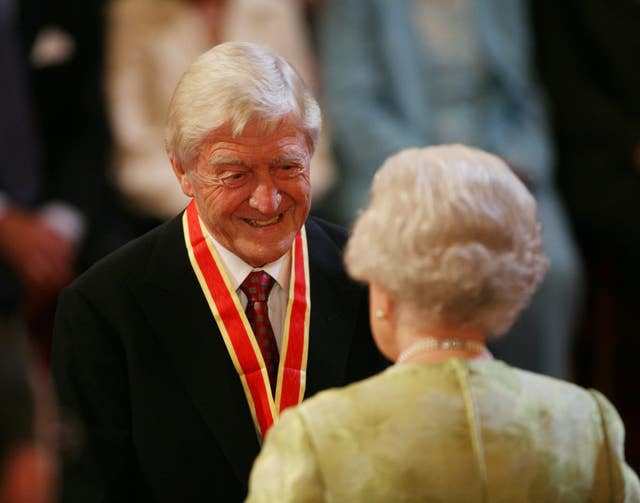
[{"left": 235, "top": 239, "right": 293, "bottom": 268}]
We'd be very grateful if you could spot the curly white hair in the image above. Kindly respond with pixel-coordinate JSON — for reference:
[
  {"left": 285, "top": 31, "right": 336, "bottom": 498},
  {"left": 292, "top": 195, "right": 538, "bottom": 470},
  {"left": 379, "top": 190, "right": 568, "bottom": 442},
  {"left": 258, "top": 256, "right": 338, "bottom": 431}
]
[{"left": 345, "top": 144, "right": 549, "bottom": 336}]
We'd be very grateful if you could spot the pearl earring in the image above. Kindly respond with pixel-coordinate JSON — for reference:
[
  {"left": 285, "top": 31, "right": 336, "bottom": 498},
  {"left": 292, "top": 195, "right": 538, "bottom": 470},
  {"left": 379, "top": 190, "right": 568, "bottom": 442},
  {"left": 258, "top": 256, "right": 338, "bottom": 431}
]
[{"left": 374, "top": 308, "right": 387, "bottom": 319}]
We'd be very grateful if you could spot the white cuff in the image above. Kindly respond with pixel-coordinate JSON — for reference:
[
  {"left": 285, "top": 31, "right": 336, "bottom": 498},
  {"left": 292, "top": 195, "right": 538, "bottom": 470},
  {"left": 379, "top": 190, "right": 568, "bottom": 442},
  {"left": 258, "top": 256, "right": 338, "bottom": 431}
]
[{"left": 38, "top": 201, "right": 86, "bottom": 243}]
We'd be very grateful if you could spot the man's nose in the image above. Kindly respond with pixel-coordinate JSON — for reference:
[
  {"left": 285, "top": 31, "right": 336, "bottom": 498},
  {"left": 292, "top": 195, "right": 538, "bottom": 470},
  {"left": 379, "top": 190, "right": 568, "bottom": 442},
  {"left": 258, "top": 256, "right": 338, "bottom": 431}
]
[{"left": 248, "top": 174, "right": 282, "bottom": 214}]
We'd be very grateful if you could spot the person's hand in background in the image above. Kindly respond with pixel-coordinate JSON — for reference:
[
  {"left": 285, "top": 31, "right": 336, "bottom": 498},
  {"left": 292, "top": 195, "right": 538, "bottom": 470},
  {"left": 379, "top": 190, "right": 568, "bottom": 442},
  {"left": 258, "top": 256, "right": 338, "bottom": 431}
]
[{"left": 0, "top": 206, "right": 76, "bottom": 302}]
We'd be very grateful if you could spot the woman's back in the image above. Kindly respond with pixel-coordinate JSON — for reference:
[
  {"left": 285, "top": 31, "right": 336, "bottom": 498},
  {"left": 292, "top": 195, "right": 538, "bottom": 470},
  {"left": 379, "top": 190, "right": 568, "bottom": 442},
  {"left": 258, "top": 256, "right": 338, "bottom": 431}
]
[{"left": 249, "top": 360, "right": 640, "bottom": 502}]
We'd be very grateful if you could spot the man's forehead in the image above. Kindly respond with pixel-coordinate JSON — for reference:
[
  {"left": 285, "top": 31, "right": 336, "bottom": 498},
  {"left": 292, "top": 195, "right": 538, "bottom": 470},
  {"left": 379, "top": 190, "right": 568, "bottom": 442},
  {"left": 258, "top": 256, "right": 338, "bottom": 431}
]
[
  {"left": 207, "top": 149, "right": 308, "bottom": 165},
  {"left": 206, "top": 113, "right": 304, "bottom": 140},
  {"left": 202, "top": 131, "right": 309, "bottom": 164},
  {"left": 204, "top": 131, "right": 306, "bottom": 152}
]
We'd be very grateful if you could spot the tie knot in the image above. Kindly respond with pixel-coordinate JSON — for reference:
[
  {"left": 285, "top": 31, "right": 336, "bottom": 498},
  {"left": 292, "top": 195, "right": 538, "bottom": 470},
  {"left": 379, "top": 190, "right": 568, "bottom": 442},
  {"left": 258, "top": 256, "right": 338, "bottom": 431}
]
[{"left": 240, "top": 271, "right": 275, "bottom": 303}]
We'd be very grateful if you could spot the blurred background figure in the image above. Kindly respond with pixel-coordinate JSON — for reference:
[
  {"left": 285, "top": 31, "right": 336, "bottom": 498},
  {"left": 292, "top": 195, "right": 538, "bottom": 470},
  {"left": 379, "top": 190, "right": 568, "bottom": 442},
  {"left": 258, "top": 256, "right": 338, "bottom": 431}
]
[
  {"left": 532, "top": 0, "right": 640, "bottom": 473},
  {"left": 0, "top": 0, "right": 110, "bottom": 363},
  {"left": 319, "top": 0, "right": 582, "bottom": 380},
  {"left": 106, "top": 0, "right": 336, "bottom": 239},
  {"left": 0, "top": 325, "right": 59, "bottom": 503}
]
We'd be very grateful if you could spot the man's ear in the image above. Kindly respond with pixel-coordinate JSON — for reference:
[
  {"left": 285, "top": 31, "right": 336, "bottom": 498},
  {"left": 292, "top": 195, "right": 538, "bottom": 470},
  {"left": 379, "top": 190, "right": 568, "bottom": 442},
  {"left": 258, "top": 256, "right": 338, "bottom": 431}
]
[{"left": 170, "top": 157, "right": 194, "bottom": 197}]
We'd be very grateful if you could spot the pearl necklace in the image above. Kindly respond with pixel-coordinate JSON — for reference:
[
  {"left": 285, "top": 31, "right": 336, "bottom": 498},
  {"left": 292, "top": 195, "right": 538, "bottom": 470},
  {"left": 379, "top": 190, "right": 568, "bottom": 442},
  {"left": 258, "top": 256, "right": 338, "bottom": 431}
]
[{"left": 396, "top": 337, "right": 487, "bottom": 363}]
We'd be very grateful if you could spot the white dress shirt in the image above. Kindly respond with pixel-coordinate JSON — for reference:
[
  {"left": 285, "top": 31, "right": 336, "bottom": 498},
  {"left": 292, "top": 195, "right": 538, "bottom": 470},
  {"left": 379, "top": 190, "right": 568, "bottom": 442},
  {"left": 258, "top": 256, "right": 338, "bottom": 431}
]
[{"left": 208, "top": 234, "right": 291, "bottom": 351}]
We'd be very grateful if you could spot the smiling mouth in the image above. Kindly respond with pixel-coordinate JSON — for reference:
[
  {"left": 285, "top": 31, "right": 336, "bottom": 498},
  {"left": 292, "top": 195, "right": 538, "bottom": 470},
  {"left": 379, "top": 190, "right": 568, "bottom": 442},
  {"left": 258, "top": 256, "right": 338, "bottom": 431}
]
[{"left": 244, "top": 214, "right": 281, "bottom": 227}]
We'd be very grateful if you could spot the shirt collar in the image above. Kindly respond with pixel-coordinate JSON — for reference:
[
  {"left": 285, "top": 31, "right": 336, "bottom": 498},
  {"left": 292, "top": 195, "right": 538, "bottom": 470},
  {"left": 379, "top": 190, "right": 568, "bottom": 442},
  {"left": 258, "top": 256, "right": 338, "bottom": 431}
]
[{"left": 207, "top": 233, "right": 291, "bottom": 292}]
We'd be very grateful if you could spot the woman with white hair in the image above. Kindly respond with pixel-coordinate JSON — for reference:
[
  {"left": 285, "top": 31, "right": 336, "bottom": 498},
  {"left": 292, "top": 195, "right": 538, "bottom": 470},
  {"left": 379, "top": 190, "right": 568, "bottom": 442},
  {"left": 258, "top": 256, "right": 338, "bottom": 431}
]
[{"left": 246, "top": 144, "right": 640, "bottom": 502}]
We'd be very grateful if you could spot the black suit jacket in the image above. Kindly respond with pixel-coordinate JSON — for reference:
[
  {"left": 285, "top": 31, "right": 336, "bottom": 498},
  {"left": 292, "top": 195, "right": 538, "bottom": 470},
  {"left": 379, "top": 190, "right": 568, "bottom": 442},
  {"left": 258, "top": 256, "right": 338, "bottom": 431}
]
[{"left": 52, "top": 214, "right": 388, "bottom": 502}]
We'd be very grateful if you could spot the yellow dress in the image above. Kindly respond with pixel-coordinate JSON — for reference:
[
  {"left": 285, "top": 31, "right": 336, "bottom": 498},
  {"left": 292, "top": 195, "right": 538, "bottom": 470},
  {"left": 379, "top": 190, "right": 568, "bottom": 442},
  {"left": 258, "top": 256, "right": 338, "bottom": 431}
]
[{"left": 246, "top": 359, "right": 640, "bottom": 502}]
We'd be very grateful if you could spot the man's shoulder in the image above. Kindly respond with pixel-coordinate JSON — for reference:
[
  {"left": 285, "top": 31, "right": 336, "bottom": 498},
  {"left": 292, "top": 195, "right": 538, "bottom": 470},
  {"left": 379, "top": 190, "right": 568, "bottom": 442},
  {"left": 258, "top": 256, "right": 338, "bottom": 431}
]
[
  {"left": 304, "top": 216, "right": 352, "bottom": 276},
  {"left": 305, "top": 215, "right": 350, "bottom": 250},
  {"left": 303, "top": 216, "right": 368, "bottom": 301},
  {"left": 72, "top": 216, "right": 181, "bottom": 294}
]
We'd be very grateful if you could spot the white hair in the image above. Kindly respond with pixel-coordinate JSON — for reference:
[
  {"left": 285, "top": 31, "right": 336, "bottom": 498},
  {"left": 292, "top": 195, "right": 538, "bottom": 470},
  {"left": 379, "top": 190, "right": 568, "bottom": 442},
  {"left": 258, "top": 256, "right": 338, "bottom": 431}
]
[
  {"left": 165, "top": 41, "right": 321, "bottom": 168},
  {"left": 345, "top": 144, "right": 549, "bottom": 337}
]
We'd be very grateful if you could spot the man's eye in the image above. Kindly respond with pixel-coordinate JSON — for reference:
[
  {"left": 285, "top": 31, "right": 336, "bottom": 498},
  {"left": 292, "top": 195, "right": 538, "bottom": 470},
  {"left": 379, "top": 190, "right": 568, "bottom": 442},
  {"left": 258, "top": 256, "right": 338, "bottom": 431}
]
[
  {"left": 275, "top": 165, "right": 302, "bottom": 178},
  {"left": 219, "top": 172, "right": 250, "bottom": 187}
]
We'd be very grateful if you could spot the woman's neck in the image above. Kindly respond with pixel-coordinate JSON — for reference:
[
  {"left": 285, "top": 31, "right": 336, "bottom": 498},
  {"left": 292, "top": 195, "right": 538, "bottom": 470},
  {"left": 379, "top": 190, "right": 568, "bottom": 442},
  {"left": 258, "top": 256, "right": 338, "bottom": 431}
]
[{"left": 395, "top": 327, "right": 491, "bottom": 364}]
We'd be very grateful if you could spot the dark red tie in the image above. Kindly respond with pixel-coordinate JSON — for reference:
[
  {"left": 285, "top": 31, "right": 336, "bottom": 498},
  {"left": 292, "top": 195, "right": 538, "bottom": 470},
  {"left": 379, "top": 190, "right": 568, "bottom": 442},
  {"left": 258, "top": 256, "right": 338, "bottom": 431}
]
[{"left": 240, "top": 271, "right": 279, "bottom": 395}]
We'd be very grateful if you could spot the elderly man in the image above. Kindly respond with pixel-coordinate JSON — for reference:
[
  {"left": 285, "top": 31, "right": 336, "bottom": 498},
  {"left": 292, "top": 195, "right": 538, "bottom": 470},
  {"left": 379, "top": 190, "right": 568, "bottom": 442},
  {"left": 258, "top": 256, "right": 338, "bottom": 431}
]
[{"left": 51, "top": 42, "right": 387, "bottom": 502}]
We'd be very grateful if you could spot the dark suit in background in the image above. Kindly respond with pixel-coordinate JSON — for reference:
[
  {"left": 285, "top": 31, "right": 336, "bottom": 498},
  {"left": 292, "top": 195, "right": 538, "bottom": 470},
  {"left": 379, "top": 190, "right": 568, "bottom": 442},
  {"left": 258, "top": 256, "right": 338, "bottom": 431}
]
[
  {"left": 0, "top": 0, "right": 111, "bottom": 354},
  {"left": 532, "top": 0, "right": 640, "bottom": 472}
]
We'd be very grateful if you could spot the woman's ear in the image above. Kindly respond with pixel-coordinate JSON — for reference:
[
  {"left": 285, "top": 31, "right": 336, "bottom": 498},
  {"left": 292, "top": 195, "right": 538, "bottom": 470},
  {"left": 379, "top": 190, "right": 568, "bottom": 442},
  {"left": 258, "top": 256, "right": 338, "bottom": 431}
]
[
  {"left": 170, "top": 157, "right": 194, "bottom": 197},
  {"left": 368, "top": 282, "right": 397, "bottom": 360},
  {"left": 370, "top": 282, "right": 394, "bottom": 320}
]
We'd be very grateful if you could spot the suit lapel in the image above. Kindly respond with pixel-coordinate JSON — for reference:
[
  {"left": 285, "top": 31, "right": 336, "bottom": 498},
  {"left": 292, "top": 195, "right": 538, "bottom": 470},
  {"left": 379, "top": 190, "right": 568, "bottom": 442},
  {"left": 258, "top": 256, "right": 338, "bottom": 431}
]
[
  {"left": 304, "top": 219, "right": 365, "bottom": 397},
  {"left": 130, "top": 215, "right": 260, "bottom": 485}
]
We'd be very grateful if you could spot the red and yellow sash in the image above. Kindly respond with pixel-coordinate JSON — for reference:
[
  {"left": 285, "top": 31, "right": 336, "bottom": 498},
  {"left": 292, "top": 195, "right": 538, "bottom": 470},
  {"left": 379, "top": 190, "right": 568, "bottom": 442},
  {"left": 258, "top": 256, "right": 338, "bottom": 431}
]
[{"left": 182, "top": 201, "right": 310, "bottom": 437}]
